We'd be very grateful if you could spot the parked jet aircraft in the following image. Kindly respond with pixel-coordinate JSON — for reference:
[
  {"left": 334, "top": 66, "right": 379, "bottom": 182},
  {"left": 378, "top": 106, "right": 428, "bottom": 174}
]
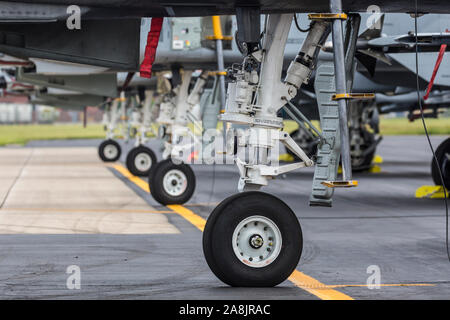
[{"left": 0, "top": 0, "right": 448, "bottom": 287}]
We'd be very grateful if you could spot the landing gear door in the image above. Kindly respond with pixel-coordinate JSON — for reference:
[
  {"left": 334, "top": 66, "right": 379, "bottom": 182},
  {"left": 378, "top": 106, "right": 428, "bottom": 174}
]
[{"left": 0, "top": 19, "right": 141, "bottom": 71}]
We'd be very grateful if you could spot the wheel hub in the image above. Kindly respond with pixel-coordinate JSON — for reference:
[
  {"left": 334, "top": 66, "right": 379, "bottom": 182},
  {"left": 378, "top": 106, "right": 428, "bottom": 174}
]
[
  {"left": 249, "top": 234, "right": 264, "bottom": 249},
  {"left": 163, "top": 169, "right": 188, "bottom": 197},
  {"left": 134, "top": 152, "right": 152, "bottom": 172},
  {"left": 104, "top": 144, "right": 118, "bottom": 159},
  {"left": 232, "top": 215, "right": 282, "bottom": 268}
]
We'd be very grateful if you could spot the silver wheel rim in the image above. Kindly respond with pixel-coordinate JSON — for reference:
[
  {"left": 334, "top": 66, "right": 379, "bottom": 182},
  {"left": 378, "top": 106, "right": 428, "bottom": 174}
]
[
  {"left": 104, "top": 144, "right": 118, "bottom": 160},
  {"left": 163, "top": 169, "right": 187, "bottom": 197},
  {"left": 134, "top": 152, "right": 152, "bottom": 172},
  {"left": 232, "top": 215, "right": 282, "bottom": 268}
]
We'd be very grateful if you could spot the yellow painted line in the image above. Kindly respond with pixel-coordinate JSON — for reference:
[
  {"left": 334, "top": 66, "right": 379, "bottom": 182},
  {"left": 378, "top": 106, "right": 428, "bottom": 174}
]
[
  {"left": 167, "top": 205, "right": 206, "bottom": 232},
  {"left": 110, "top": 164, "right": 150, "bottom": 192},
  {"left": 111, "top": 163, "right": 353, "bottom": 300},
  {"left": 288, "top": 270, "right": 353, "bottom": 300},
  {"left": 328, "top": 283, "right": 434, "bottom": 288}
]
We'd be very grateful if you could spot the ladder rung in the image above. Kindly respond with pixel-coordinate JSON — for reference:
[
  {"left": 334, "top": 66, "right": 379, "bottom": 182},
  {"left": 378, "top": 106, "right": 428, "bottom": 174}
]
[
  {"left": 332, "top": 93, "right": 375, "bottom": 100},
  {"left": 308, "top": 13, "right": 348, "bottom": 20},
  {"left": 321, "top": 180, "right": 358, "bottom": 188}
]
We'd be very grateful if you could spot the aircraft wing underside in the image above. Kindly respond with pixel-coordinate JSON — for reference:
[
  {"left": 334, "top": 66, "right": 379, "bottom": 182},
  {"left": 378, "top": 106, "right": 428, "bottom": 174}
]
[{"left": 1, "top": 0, "right": 450, "bottom": 21}]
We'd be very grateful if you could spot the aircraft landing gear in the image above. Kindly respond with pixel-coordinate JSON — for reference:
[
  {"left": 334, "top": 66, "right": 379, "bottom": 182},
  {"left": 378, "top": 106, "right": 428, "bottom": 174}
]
[
  {"left": 203, "top": 192, "right": 302, "bottom": 287},
  {"left": 98, "top": 139, "right": 121, "bottom": 162},
  {"left": 432, "top": 137, "right": 450, "bottom": 189},
  {"left": 126, "top": 145, "right": 157, "bottom": 177},
  {"left": 148, "top": 159, "right": 196, "bottom": 205}
]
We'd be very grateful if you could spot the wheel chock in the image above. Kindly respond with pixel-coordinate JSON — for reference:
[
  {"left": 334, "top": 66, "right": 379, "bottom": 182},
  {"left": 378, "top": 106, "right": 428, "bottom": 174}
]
[
  {"left": 373, "top": 155, "right": 383, "bottom": 164},
  {"left": 338, "top": 160, "right": 382, "bottom": 174},
  {"left": 415, "top": 185, "right": 449, "bottom": 199},
  {"left": 368, "top": 165, "right": 382, "bottom": 173}
]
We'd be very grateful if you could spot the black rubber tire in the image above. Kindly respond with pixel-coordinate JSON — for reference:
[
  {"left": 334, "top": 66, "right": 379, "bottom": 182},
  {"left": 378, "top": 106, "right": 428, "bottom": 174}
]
[
  {"left": 98, "top": 139, "right": 121, "bottom": 162},
  {"left": 431, "top": 137, "right": 450, "bottom": 189},
  {"left": 126, "top": 146, "right": 157, "bottom": 177},
  {"left": 148, "top": 159, "right": 196, "bottom": 205},
  {"left": 203, "top": 192, "right": 303, "bottom": 287}
]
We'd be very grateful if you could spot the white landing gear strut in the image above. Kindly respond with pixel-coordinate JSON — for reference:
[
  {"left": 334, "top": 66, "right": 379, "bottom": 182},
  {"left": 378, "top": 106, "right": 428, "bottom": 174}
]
[
  {"left": 149, "top": 70, "right": 209, "bottom": 205},
  {"left": 220, "top": 14, "right": 327, "bottom": 191},
  {"left": 125, "top": 90, "right": 157, "bottom": 177},
  {"left": 204, "top": 2, "right": 358, "bottom": 287},
  {"left": 98, "top": 98, "right": 122, "bottom": 162}
]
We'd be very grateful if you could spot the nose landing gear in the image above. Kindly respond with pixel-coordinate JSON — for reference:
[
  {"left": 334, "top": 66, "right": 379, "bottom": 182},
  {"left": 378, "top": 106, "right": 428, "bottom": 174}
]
[
  {"left": 98, "top": 139, "right": 122, "bottom": 162},
  {"left": 148, "top": 159, "right": 196, "bottom": 205},
  {"left": 126, "top": 145, "right": 157, "bottom": 177}
]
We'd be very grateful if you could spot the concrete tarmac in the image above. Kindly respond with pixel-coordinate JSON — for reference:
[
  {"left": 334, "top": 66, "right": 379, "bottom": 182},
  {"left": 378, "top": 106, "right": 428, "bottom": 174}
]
[{"left": 0, "top": 135, "right": 448, "bottom": 299}]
